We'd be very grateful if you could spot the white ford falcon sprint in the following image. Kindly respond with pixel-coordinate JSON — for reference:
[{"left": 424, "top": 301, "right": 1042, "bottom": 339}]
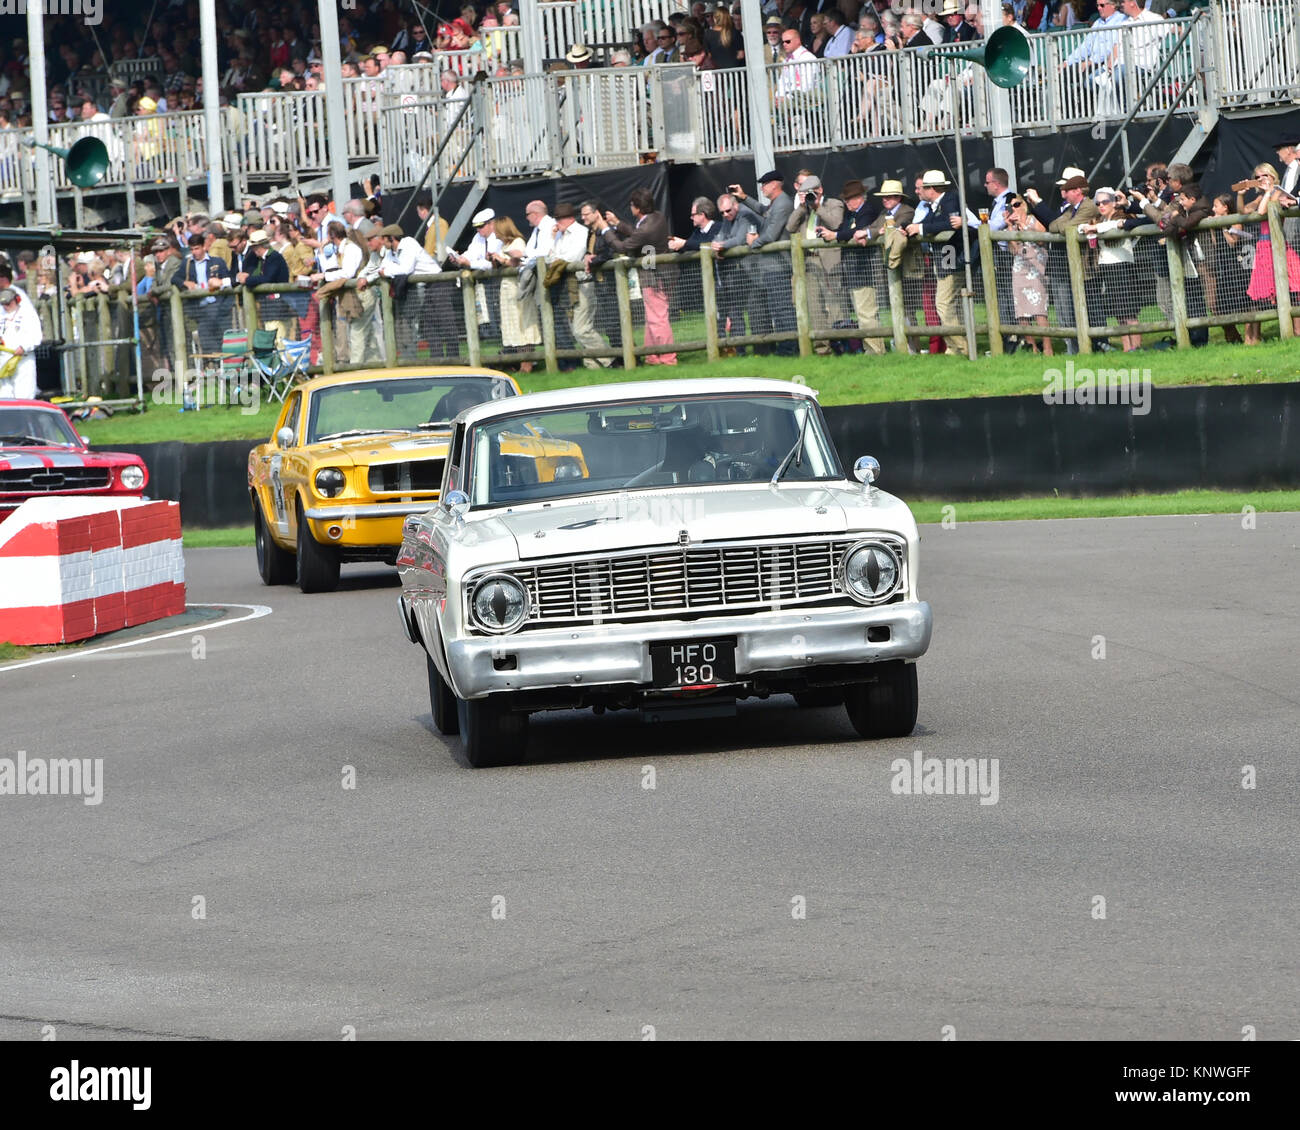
[{"left": 396, "top": 377, "right": 933, "bottom": 767}]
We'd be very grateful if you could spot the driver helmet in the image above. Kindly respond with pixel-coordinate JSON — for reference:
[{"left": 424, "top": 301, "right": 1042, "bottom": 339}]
[{"left": 704, "top": 405, "right": 764, "bottom": 478}]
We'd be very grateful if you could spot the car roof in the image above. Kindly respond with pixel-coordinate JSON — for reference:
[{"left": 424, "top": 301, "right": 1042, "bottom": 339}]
[
  {"left": 0, "top": 399, "right": 63, "bottom": 410},
  {"left": 294, "top": 367, "right": 517, "bottom": 395},
  {"left": 457, "top": 378, "right": 820, "bottom": 426}
]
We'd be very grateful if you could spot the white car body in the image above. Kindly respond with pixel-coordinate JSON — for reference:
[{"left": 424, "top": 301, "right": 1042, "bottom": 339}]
[{"left": 397, "top": 377, "right": 933, "bottom": 766}]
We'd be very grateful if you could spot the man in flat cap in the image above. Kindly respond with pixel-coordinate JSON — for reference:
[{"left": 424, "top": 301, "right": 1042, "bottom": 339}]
[
  {"left": 733, "top": 171, "right": 796, "bottom": 355},
  {"left": 241, "top": 229, "right": 293, "bottom": 344},
  {"left": 378, "top": 223, "right": 456, "bottom": 361},
  {"left": 447, "top": 209, "right": 502, "bottom": 336},
  {"left": 1025, "top": 173, "right": 1098, "bottom": 354}
]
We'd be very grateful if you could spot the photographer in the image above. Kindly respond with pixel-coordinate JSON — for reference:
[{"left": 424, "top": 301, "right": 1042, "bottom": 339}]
[
  {"left": 1235, "top": 163, "right": 1300, "bottom": 341},
  {"left": 788, "top": 173, "right": 845, "bottom": 350}
]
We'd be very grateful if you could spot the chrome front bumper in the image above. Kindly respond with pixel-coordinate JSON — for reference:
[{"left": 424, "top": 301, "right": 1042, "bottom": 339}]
[
  {"left": 304, "top": 501, "right": 436, "bottom": 520},
  {"left": 435, "top": 602, "right": 932, "bottom": 699}
]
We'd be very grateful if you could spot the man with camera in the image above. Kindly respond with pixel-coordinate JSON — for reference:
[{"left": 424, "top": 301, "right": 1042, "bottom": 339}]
[
  {"left": 789, "top": 172, "right": 845, "bottom": 351},
  {"left": 733, "top": 172, "right": 797, "bottom": 355}
]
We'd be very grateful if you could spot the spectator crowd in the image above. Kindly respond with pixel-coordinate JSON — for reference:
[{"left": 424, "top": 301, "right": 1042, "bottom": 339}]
[
  {"left": 0, "top": 1, "right": 1217, "bottom": 132},
  {"left": 3, "top": 126, "right": 1296, "bottom": 392}
]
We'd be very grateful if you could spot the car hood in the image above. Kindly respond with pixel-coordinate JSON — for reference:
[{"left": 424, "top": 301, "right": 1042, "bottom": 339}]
[
  {"left": 480, "top": 484, "right": 910, "bottom": 560},
  {"left": 301, "top": 430, "right": 450, "bottom": 467},
  {"left": 0, "top": 445, "right": 139, "bottom": 469}
]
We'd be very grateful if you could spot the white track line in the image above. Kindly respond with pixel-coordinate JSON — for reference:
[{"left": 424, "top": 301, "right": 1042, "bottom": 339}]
[{"left": 0, "top": 603, "right": 273, "bottom": 673}]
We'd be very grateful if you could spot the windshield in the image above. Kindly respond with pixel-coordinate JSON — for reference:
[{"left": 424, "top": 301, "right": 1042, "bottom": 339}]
[
  {"left": 467, "top": 394, "right": 839, "bottom": 508},
  {"left": 0, "top": 406, "right": 81, "bottom": 447},
  {"left": 307, "top": 375, "right": 514, "bottom": 443}
]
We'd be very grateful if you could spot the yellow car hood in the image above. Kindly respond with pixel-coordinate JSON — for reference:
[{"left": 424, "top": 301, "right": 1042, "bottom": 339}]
[{"left": 305, "top": 430, "right": 450, "bottom": 467}]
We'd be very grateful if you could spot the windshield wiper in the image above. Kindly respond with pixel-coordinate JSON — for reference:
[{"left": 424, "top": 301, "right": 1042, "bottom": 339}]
[
  {"left": 770, "top": 403, "right": 811, "bottom": 486},
  {"left": 416, "top": 420, "right": 452, "bottom": 430},
  {"left": 315, "top": 428, "right": 399, "bottom": 442},
  {"left": 0, "top": 433, "right": 53, "bottom": 446}
]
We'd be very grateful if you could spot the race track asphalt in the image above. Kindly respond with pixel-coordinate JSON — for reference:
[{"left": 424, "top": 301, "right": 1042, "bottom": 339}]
[{"left": 1, "top": 513, "right": 1297, "bottom": 1040}]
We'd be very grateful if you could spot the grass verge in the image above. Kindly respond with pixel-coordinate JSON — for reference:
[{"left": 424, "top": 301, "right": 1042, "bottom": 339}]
[
  {"left": 78, "top": 339, "right": 1300, "bottom": 446},
  {"left": 184, "top": 526, "right": 255, "bottom": 547},
  {"left": 909, "top": 490, "right": 1300, "bottom": 523}
]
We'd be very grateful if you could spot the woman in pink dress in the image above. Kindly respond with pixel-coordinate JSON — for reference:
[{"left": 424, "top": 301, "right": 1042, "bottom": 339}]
[{"left": 1240, "top": 163, "right": 1300, "bottom": 342}]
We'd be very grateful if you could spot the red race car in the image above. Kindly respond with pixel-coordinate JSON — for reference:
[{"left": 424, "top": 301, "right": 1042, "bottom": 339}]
[{"left": 0, "top": 399, "right": 148, "bottom": 518}]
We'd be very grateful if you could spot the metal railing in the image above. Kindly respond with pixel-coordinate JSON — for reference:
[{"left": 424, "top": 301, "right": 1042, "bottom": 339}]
[
  {"left": 538, "top": 0, "right": 685, "bottom": 59},
  {"left": 0, "top": 12, "right": 1285, "bottom": 206},
  {"left": 1212, "top": 0, "right": 1300, "bottom": 104}
]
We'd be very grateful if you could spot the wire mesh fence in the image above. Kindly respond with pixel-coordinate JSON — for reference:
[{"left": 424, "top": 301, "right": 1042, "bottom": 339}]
[
  {"left": 28, "top": 205, "right": 1300, "bottom": 405},
  {"left": 392, "top": 274, "right": 471, "bottom": 365}
]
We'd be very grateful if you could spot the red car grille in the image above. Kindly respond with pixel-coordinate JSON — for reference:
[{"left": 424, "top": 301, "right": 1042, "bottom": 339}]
[{"left": 0, "top": 467, "right": 112, "bottom": 492}]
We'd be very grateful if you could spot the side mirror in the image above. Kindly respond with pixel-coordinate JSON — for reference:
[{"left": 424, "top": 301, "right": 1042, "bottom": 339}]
[
  {"left": 853, "top": 456, "right": 880, "bottom": 486},
  {"left": 276, "top": 426, "right": 294, "bottom": 448},
  {"left": 443, "top": 489, "right": 469, "bottom": 523}
]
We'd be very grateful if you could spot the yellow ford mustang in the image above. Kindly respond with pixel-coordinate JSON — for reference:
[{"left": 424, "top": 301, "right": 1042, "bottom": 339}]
[{"left": 247, "top": 367, "right": 585, "bottom": 593}]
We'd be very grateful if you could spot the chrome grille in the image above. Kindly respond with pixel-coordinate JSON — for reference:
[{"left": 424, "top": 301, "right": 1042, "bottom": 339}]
[
  {"left": 0, "top": 466, "right": 110, "bottom": 491},
  {"left": 496, "top": 538, "right": 898, "bottom": 629}
]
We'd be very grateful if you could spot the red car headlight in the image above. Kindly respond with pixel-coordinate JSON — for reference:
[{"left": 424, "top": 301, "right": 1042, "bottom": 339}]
[{"left": 119, "top": 464, "right": 146, "bottom": 491}]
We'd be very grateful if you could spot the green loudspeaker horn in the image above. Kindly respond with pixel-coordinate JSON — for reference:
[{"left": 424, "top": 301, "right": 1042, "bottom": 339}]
[
  {"left": 24, "top": 135, "right": 111, "bottom": 188},
  {"left": 947, "top": 25, "right": 1032, "bottom": 89}
]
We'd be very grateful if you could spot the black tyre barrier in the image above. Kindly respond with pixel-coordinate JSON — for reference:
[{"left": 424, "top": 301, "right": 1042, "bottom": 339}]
[
  {"left": 822, "top": 382, "right": 1300, "bottom": 500},
  {"left": 114, "top": 441, "right": 256, "bottom": 529},
  {"left": 115, "top": 382, "right": 1300, "bottom": 528}
]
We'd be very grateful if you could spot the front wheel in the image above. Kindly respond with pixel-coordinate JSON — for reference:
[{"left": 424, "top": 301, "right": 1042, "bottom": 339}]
[
  {"left": 457, "top": 695, "right": 528, "bottom": 768},
  {"left": 844, "top": 661, "right": 918, "bottom": 739},
  {"left": 295, "top": 502, "right": 340, "bottom": 593},
  {"left": 427, "top": 651, "right": 459, "bottom": 736},
  {"left": 254, "top": 502, "right": 294, "bottom": 585}
]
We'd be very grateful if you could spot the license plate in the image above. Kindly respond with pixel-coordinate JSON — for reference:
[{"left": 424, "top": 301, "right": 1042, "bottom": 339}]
[{"left": 650, "top": 639, "right": 736, "bottom": 689}]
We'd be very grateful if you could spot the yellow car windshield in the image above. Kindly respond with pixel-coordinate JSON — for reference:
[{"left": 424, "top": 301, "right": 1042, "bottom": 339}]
[{"left": 308, "top": 376, "right": 515, "bottom": 443}]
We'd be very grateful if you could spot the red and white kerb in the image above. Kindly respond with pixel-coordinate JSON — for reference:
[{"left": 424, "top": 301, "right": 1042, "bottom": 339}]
[{"left": 0, "top": 497, "right": 185, "bottom": 645}]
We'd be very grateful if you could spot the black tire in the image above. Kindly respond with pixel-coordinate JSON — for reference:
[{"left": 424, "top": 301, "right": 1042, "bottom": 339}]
[
  {"left": 457, "top": 695, "right": 528, "bottom": 768},
  {"left": 793, "top": 688, "right": 844, "bottom": 708},
  {"left": 295, "top": 501, "right": 340, "bottom": 593},
  {"left": 427, "top": 651, "right": 459, "bottom": 736},
  {"left": 844, "top": 661, "right": 919, "bottom": 739},
  {"left": 253, "top": 502, "right": 294, "bottom": 586}
]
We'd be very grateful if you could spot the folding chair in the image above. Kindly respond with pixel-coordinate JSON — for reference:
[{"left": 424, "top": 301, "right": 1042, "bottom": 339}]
[
  {"left": 190, "top": 328, "right": 254, "bottom": 409},
  {"left": 251, "top": 334, "right": 312, "bottom": 403}
]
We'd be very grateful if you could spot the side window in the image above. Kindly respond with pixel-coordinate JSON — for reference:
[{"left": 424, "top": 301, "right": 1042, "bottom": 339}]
[{"left": 444, "top": 423, "right": 465, "bottom": 495}]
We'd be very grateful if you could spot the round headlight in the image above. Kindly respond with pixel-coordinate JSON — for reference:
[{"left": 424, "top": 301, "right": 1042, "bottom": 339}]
[
  {"left": 552, "top": 456, "right": 583, "bottom": 481},
  {"left": 842, "top": 541, "right": 901, "bottom": 604},
  {"left": 314, "top": 467, "right": 346, "bottom": 497},
  {"left": 470, "top": 573, "right": 528, "bottom": 633},
  {"left": 119, "top": 465, "right": 145, "bottom": 491}
]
